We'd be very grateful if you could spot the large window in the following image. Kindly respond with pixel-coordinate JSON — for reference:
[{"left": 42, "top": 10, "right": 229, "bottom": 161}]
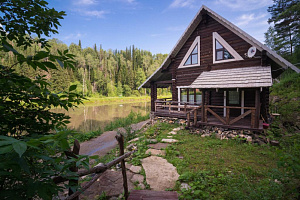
[
  {"left": 228, "top": 91, "right": 240, "bottom": 105},
  {"left": 180, "top": 88, "right": 202, "bottom": 104}
]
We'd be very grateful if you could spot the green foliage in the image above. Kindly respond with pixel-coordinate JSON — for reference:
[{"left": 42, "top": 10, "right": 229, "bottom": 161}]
[
  {"left": 0, "top": 130, "right": 90, "bottom": 199},
  {"left": 267, "top": 0, "right": 300, "bottom": 57},
  {"left": 0, "top": 0, "right": 87, "bottom": 199},
  {"left": 270, "top": 72, "right": 300, "bottom": 131}
]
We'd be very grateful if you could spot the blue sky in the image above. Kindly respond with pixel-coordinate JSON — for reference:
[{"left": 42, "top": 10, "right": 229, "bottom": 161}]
[{"left": 48, "top": 0, "right": 274, "bottom": 54}]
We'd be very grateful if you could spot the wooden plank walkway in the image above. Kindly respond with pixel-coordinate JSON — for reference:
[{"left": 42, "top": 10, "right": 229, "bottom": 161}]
[{"left": 128, "top": 190, "right": 178, "bottom": 200}]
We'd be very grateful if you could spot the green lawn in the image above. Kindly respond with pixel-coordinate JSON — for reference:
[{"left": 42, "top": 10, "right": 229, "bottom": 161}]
[{"left": 138, "top": 122, "right": 299, "bottom": 200}]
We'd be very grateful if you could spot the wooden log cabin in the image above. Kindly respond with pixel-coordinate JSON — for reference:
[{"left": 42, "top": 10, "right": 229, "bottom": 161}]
[{"left": 139, "top": 5, "right": 300, "bottom": 131}]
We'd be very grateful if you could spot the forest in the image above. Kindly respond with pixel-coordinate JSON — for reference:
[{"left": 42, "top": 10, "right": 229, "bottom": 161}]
[{"left": 1, "top": 39, "right": 168, "bottom": 97}]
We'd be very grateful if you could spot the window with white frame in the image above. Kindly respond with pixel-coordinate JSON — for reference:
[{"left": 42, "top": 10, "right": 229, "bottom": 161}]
[
  {"left": 179, "top": 36, "right": 200, "bottom": 68},
  {"left": 212, "top": 32, "right": 243, "bottom": 64}
]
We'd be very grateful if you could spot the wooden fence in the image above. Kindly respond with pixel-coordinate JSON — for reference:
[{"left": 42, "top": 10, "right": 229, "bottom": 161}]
[{"left": 54, "top": 135, "right": 133, "bottom": 200}]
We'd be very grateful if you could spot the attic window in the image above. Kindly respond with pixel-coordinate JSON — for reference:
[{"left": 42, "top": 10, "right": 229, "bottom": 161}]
[
  {"left": 179, "top": 36, "right": 200, "bottom": 68},
  {"left": 213, "top": 32, "right": 243, "bottom": 64},
  {"left": 184, "top": 45, "right": 198, "bottom": 65},
  {"left": 215, "top": 40, "right": 234, "bottom": 61}
]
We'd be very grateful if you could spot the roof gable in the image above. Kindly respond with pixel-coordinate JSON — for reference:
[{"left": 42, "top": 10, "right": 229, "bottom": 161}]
[{"left": 139, "top": 5, "right": 299, "bottom": 89}]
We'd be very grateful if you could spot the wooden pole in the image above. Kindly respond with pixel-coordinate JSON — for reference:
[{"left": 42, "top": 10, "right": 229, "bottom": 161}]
[
  {"left": 255, "top": 88, "right": 260, "bottom": 128},
  {"left": 201, "top": 90, "right": 205, "bottom": 122},
  {"left": 67, "top": 140, "right": 80, "bottom": 200},
  {"left": 194, "top": 109, "right": 197, "bottom": 126},
  {"left": 116, "top": 134, "right": 129, "bottom": 200}
]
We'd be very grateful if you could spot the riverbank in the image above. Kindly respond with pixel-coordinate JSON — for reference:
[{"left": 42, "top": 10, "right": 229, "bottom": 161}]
[{"left": 82, "top": 95, "right": 171, "bottom": 105}]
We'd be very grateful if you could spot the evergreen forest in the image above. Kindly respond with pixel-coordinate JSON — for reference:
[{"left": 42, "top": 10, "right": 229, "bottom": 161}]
[{"left": 1, "top": 39, "right": 168, "bottom": 97}]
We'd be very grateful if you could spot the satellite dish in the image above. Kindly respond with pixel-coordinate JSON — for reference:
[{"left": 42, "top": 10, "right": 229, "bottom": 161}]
[{"left": 247, "top": 46, "right": 257, "bottom": 58}]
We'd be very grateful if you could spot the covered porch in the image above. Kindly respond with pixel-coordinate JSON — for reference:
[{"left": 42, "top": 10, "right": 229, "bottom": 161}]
[{"left": 150, "top": 66, "right": 272, "bottom": 131}]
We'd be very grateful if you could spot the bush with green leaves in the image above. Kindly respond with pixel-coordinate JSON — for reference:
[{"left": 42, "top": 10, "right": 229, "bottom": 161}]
[{"left": 0, "top": 0, "right": 88, "bottom": 199}]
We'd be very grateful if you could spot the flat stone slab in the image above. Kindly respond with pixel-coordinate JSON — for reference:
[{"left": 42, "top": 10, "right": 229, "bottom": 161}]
[
  {"left": 131, "top": 174, "right": 144, "bottom": 184},
  {"left": 146, "top": 149, "right": 166, "bottom": 156},
  {"left": 162, "top": 139, "right": 178, "bottom": 143},
  {"left": 173, "top": 127, "right": 181, "bottom": 131},
  {"left": 82, "top": 170, "right": 135, "bottom": 198},
  {"left": 148, "top": 143, "right": 170, "bottom": 150},
  {"left": 168, "top": 131, "right": 177, "bottom": 135},
  {"left": 129, "top": 165, "right": 142, "bottom": 173},
  {"left": 142, "top": 156, "right": 179, "bottom": 191},
  {"left": 146, "top": 139, "right": 157, "bottom": 143},
  {"left": 128, "top": 137, "right": 139, "bottom": 143}
]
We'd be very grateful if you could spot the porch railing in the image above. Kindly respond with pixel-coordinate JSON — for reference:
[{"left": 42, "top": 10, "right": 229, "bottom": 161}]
[{"left": 154, "top": 100, "right": 200, "bottom": 113}]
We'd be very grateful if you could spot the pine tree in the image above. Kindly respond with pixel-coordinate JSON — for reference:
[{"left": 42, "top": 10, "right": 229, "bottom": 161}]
[
  {"left": 268, "top": 0, "right": 300, "bottom": 56},
  {"left": 78, "top": 39, "right": 82, "bottom": 49}
]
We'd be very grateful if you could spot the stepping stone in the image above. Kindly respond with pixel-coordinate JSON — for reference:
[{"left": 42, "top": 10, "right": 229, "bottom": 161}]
[
  {"left": 141, "top": 156, "right": 179, "bottom": 191},
  {"left": 128, "top": 137, "right": 139, "bottom": 143},
  {"left": 131, "top": 174, "right": 144, "bottom": 183},
  {"left": 82, "top": 170, "right": 134, "bottom": 198},
  {"left": 129, "top": 165, "right": 142, "bottom": 173},
  {"left": 146, "top": 139, "right": 157, "bottom": 143},
  {"left": 173, "top": 127, "right": 181, "bottom": 131},
  {"left": 167, "top": 136, "right": 173, "bottom": 138},
  {"left": 145, "top": 149, "right": 166, "bottom": 156},
  {"left": 148, "top": 143, "right": 169, "bottom": 150},
  {"left": 168, "top": 131, "right": 177, "bottom": 135},
  {"left": 137, "top": 183, "right": 145, "bottom": 189},
  {"left": 162, "top": 139, "right": 178, "bottom": 143}
]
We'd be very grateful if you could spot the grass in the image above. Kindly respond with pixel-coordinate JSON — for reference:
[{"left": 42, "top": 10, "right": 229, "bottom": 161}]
[
  {"left": 82, "top": 95, "right": 171, "bottom": 105},
  {"left": 127, "top": 121, "right": 299, "bottom": 199}
]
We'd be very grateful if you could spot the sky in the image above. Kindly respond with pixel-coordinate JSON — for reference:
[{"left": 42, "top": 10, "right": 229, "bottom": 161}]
[{"left": 48, "top": 0, "right": 274, "bottom": 54}]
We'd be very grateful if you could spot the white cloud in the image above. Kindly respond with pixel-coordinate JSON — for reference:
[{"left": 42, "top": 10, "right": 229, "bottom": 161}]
[
  {"left": 169, "top": 0, "right": 196, "bottom": 9},
  {"left": 214, "top": 0, "right": 273, "bottom": 11},
  {"left": 82, "top": 10, "right": 108, "bottom": 18},
  {"left": 235, "top": 13, "right": 267, "bottom": 27},
  {"left": 73, "top": 0, "right": 98, "bottom": 6},
  {"left": 63, "top": 33, "right": 85, "bottom": 40}
]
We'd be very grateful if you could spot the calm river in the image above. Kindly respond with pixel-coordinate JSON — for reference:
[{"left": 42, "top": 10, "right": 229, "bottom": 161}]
[{"left": 52, "top": 101, "right": 150, "bottom": 133}]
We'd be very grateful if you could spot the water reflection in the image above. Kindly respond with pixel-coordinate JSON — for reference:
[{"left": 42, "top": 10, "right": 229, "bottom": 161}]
[{"left": 52, "top": 102, "right": 150, "bottom": 132}]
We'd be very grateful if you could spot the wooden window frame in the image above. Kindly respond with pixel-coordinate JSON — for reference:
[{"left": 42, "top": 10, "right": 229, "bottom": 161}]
[
  {"left": 212, "top": 32, "right": 243, "bottom": 64},
  {"left": 178, "top": 36, "right": 200, "bottom": 68}
]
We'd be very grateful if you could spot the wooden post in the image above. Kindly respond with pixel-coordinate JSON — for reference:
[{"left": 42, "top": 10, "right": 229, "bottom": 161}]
[
  {"left": 67, "top": 140, "right": 80, "bottom": 200},
  {"left": 184, "top": 103, "right": 187, "bottom": 112},
  {"left": 201, "top": 90, "right": 205, "bottom": 122},
  {"left": 204, "top": 105, "right": 207, "bottom": 123},
  {"left": 187, "top": 113, "right": 190, "bottom": 127},
  {"left": 115, "top": 134, "right": 128, "bottom": 200},
  {"left": 150, "top": 82, "right": 157, "bottom": 112},
  {"left": 251, "top": 109, "right": 255, "bottom": 128},
  {"left": 226, "top": 107, "right": 230, "bottom": 125},
  {"left": 255, "top": 88, "right": 260, "bottom": 128},
  {"left": 194, "top": 109, "right": 197, "bottom": 126}
]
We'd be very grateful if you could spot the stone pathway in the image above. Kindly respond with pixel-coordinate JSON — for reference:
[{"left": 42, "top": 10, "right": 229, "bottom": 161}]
[
  {"left": 140, "top": 126, "right": 182, "bottom": 191},
  {"left": 80, "top": 120, "right": 150, "bottom": 157},
  {"left": 81, "top": 124, "right": 183, "bottom": 199}
]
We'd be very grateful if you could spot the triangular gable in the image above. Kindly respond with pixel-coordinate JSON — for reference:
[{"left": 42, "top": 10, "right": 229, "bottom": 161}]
[
  {"left": 213, "top": 32, "right": 243, "bottom": 64},
  {"left": 138, "top": 5, "right": 299, "bottom": 89},
  {"left": 179, "top": 36, "right": 200, "bottom": 68}
]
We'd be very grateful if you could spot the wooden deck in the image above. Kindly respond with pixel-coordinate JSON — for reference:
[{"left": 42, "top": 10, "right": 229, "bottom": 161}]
[
  {"left": 128, "top": 190, "right": 178, "bottom": 200},
  {"left": 154, "top": 109, "right": 263, "bottom": 131}
]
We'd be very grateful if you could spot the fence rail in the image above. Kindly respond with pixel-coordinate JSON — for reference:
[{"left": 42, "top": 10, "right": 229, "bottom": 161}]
[{"left": 54, "top": 135, "right": 133, "bottom": 200}]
